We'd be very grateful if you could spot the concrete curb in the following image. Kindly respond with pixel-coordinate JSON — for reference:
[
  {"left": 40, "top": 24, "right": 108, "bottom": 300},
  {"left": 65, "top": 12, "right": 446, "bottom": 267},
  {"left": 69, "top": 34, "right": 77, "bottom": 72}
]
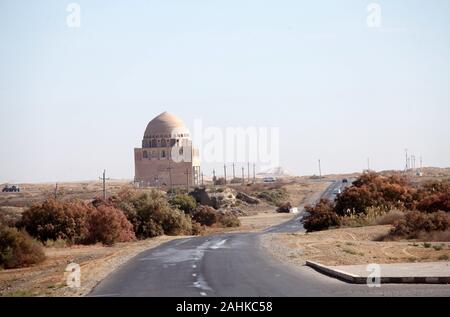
[{"left": 305, "top": 260, "right": 450, "bottom": 284}]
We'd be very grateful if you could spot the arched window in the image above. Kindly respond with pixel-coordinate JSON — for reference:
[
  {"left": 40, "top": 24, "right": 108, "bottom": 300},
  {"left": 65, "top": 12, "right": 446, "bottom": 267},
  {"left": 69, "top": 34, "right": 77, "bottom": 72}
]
[
  {"left": 143, "top": 151, "right": 148, "bottom": 158},
  {"left": 161, "top": 150, "right": 166, "bottom": 158},
  {"left": 161, "top": 139, "right": 166, "bottom": 147}
]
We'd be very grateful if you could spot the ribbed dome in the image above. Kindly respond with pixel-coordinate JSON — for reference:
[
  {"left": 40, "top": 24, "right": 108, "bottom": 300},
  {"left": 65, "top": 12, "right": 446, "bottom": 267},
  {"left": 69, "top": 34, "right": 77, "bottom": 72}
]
[{"left": 144, "top": 112, "right": 189, "bottom": 138}]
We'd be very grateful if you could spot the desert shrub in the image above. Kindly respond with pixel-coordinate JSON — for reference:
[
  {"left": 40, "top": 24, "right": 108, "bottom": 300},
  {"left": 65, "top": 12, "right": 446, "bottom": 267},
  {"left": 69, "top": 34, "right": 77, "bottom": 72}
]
[
  {"left": 257, "top": 188, "right": 289, "bottom": 206},
  {"left": 230, "top": 178, "right": 243, "bottom": 184},
  {"left": 159, "top": 209, "right": 193, "bottom": 235},
  {"left": 214, "top": 177, "right": 226, "bottom": 186},
  {"left": 20, "top": 199, "right": 91, "bottom": 244},
  {"left": 340, "top": 206, "right": 387, "bottom": 227},
  {"left": 87, "top": 205, "right": 135, "bottom": 245},
  {"left": 414, "top": 181, "right": 450, "bottom": 213},
  {"left": 334, "top": 172, "right": 414, "bottom": 216},
  {"left": 302, "top": 199, "right": 340, "bottom": 232},
  {"left": 169, "top": 194, "right": 197, "bottom": 214},
  {"left": 218, "top": 212, "right": 240, "bottom": 228},
  {"left": 276, "top": 202, "right": 292, "bottom": 213},
  {"left": 0, "top": 227, "right": 46, "bottom": 269},
  {"left": 113, "top": 189, "right": 193, "bottom": 238},
  {"left": 375, "top": 210, "right": 404, "bottom": 225},
  {"left": 191, "top": 221, "right": 206, "bottom": 235},
  {"left": 0, "top": 207, "right": 22, "bottom": 227},
  {"left": 192, "top": 205, "right": 218, "bottom": 226},
  {"left": 388, "top": 210, "right": 450, "bottom": 240}
]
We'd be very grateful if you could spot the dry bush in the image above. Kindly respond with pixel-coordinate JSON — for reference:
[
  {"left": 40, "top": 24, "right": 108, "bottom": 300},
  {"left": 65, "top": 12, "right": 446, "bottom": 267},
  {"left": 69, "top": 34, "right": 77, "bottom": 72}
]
[
  {"left": 414, "top": 180, "right": 450, "bottom": 213},
  {"left": 214, "top": 177, "right": 226, "bottom": 186},
  {"left": 302, "top": 199, "right": 340, "bottom": 232},
  {"left": 218, "top": 211, "right": 240, "bottom": 228},
  {"left": 0, "top": 207, "right": 22, "bottom": 227},
  {"left": 276, "top": 202, "right": 292, "bottom": 213},
  {"left": 375, "top": 210, "right": 404, "bottom": 225},
  {"left": 87, "top": 204, "right": 135, "bottom": 245},
  {"left": 334, "top": 172, "right": 414, "bottom": 216},
  {"left": 257, "top": 188, "right": 289, "bottom": 206},
  {"left": 387, "top": 210, "right": 450, "bottom": 240},
  {"left": 0, "top": 226, "right": 46, "bottom": 269},
  {"left": 20, "top": 199, "right": 91, "bottom": 244},
  {"left": 169, "top": 194, "right": 197, "bottom": 214},
  {"left": 111, "top": 189, "right": 193, "bottom": 238},
  {"left": 192, "top": 205, "right": 218, "bottom": 226}
]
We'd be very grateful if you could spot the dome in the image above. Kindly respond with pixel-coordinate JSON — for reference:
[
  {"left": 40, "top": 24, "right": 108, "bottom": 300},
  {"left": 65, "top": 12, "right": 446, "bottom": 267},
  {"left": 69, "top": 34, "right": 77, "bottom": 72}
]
[{"left": 143, "top": 111, "right": 189, "bottom": 138}]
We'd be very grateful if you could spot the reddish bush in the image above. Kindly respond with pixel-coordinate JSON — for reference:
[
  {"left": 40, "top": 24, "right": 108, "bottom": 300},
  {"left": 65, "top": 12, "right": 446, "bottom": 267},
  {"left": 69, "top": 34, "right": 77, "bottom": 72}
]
[
  {"left": 415, "top": 180, "right": 450, "bottom": 213},
  {"left": 192, "top": 205, "right": 218, "bottom": 226},
  {"left": 87, "top": 205, "right": 135, "bottom": 245},
  {"left": 276, "top": 202, "right": 292, "bottom": 213},
  {"left": 302, "top": 199, "right": 340, "bottom": 232},
  {"left": 0, "top": 227, "right": 46, "bottom": 269},
  {"left": 389, "top": 210, "right": 450, "bottom": 239},
  {"left": 334, "top": 172, "right": 415, "bottom": 216},
  {"left": 20, "top": 199, "right": 91, "bottom": 244}
]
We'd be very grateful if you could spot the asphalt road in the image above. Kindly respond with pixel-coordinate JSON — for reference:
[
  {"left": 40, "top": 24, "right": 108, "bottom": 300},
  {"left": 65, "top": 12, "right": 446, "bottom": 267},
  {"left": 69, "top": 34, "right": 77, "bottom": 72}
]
[{"left": 90, "top": 180, "right": 450, "bottom": 297}]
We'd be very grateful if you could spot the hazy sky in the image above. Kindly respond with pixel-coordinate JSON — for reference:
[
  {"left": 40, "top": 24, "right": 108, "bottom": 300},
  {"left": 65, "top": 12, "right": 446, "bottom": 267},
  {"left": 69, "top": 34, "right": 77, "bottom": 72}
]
[{"left": 1, "top": 0, "right": 450, "bottom": 183}]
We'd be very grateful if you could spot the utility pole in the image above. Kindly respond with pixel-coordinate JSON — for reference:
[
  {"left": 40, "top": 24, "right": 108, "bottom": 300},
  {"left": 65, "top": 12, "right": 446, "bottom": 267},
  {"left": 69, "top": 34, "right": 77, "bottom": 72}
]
[
  {"left": 98, "top": 170, "right": 110, "bottom": 200},
  {"left": 201, "top": 172, "right": 204, "bottom": 186},
  {"left": 154, "top": 176, "right": 160, "bottom": 188},
  {"left": 184, "top": 168, "right": 190, "bottom": 192},
  {"left": 318, "top": 159, "right": 322, "bottom": 178},
  {"left": 247, "top": 162, "right": 250, "bottom": 183},
  {"left": 420, "top": 156, "right": 423, "bottom": 169},
  {"left": 213, "top": 169, "right": 216, "bottom": 185},
  {"left": 253, "top": 163, "right": 256, "bottom": 183},
  {"left": 405, "top": 149, "right": 409, "bottom": 170},
  {"left": 167, "top": 160, "right": 173, "bottom": 190},
  {"left": 241, "top": 167, "right": 245, "bottom": 185},
  {"left": 367, "top": 157, "right": 370, "bottom": 171},
  {"left": 223, "top": 164, "right": 227, "bottom": 184},
  {"left": 232, "top": 163, "right": 235, "bottom": 180},
  {"left": 54, "top": 183, "right": 58, "bottom": 199}
]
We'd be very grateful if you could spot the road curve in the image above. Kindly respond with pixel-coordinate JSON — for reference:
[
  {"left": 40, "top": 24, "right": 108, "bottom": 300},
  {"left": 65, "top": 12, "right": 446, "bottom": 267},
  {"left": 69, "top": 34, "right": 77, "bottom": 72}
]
[{"left": 90, "top": 181, "right": 450, "bottom": 297}]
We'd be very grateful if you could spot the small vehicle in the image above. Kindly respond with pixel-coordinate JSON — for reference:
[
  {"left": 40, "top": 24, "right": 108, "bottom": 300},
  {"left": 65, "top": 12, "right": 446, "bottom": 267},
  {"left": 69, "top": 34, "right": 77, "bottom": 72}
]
[
  {"left": 263, "top": 177, "right": 276, "bottom": 183},
  {"left": 2, "top": 185, "right": 20, "bottom": 192},
  {"left": 342, "top": 178, "right": 348, "bottom": 183},
  {"left": 333, "top": 188, "right": 341, "bottom": 195}
]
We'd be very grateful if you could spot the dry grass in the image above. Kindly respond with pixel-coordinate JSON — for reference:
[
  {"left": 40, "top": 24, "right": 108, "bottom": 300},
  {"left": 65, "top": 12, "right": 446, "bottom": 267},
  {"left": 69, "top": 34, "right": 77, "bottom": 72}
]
[
  {"left": 0, "top": 235, "right": 182, "bottom": 297},
  {"left": 261, "top": 225, "right": 450, "bottom": 266}
]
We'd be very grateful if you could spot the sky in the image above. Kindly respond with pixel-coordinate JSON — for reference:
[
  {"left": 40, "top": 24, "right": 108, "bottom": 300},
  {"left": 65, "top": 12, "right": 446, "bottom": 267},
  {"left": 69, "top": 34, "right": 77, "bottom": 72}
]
[{"left": 1, "top": 0, "right": 450, "bottom": 183}]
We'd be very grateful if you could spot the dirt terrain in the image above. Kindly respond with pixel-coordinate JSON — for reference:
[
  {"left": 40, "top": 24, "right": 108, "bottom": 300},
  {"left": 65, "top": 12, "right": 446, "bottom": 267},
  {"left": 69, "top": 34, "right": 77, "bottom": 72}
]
[
  {"left": 0, "top": 235, "right": 185, "bottom": 297},
  {"left": 0, "top": 177, "right": 332, "bottom": 297},
  {"left": 261, "top": 225, "right": 450, "bottom": 267}
]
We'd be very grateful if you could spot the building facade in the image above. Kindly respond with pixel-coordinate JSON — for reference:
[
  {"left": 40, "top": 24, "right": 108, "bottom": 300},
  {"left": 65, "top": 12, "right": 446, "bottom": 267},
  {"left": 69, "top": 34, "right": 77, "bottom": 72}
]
[{"left": 134, "top": 112, "right": 200, "bottom": 187}]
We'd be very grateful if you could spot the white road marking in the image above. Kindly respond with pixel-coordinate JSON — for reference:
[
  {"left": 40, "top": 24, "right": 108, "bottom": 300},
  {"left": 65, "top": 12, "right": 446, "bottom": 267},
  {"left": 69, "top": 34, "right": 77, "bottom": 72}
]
[
  {"left": 210, "top": 239, "right": 227, "bottom": 249},
  {"left": 200, "top": 292, "right": 207, "bottom": 296}
]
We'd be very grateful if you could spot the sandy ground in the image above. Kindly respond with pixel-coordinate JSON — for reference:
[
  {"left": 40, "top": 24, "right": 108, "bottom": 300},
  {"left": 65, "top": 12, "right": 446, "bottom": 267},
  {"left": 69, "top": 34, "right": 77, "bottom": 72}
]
[
  {"left": 261, "top": 225, "right": 450, "bottom": 267},
  {"left": 0, "top": 236, "right": 184, "bottom": 297},
  {"left": 0, "top": 178, "right": 331, "bottom": 297}
]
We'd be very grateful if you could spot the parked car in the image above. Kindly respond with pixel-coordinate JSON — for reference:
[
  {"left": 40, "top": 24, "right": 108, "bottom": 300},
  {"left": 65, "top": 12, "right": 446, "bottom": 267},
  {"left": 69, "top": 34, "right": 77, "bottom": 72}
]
[
  {"left": 342, "top": 178, "right": 348, "bottom": 183},
  {"left": 2, "top": 185, "right": 20, "bottom": 192},
  {"left": 263, "top": 177, "right": 276, "bottom": 183}
]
